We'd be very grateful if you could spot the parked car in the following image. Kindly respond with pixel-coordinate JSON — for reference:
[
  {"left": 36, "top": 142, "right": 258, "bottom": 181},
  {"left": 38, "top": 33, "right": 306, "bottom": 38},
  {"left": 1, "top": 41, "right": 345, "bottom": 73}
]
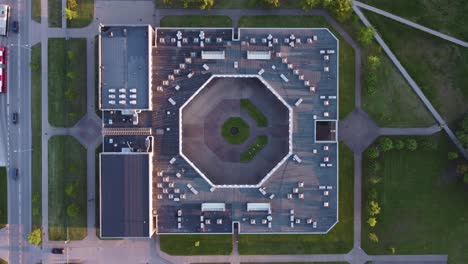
[
  {"left": 12, "top": 168, "right": 18, "bottom": 181},
  {"left": 12, "top": 21, "right": 18, "bottom": 33},
  {"left": 12, "top": 112, "right": 18, "bottom": 124},
  {"left": 51, "top": 248, "right": 64, "bottom": 254}
]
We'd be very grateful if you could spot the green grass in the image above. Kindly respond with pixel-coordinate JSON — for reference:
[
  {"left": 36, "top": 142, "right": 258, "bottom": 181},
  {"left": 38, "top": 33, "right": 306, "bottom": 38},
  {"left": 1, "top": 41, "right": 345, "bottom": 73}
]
[
  {"left": 48, "top": 0, "right": 62, "bottom": 27},
  {"left": 156, "top": 0, "right": 300, "bottom": 9},
  {"left": 238, "top": 16, "right": 355, "bottom": 119},
  {"left": 0, "top": 167, "right": 7, "bottom": 229},
  {"left": 32, "top": 0, "right": 41, "bottom": 23},
  {"left": 31, "top": 43, "right": 42, "bottom": 228},
  {"left": 160, "top": 15, "right": 232, "bottom": 27},
  {"left": 238, "top": 143, "right": 354, "bottom": 254},
  {"left": 363, "top": 11, "right": 468, "bottom": 124},
  {"left": 221, "top": 117, "right": 250, "bottom": 145},
  {"left": 361, "top": 0, "right": 468, "bottom": 41},
  {"left": 240, "top": 135, "right": 268, "bottom": 163},
  {"left": 67, "top": 0, "right": 94, "bottom": 28},
  {"left": 48, "top": 38, "right": 87, "bottom": 127},
  {"left": 361, "top": 133, "right": 468, "bottom": 263},
  {"left": 240, "top": 99, "right": 268, "bottom": 127},
  {"left": 48, "top": 136, "right": 87, "bottom": 241},
  {"left": 160, "top": 235, "right": 232, "bottom": 255}
]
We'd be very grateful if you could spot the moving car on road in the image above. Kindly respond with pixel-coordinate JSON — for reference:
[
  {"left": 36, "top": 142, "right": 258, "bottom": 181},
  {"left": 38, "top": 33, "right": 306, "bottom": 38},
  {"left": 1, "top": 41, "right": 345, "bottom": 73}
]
[
  {"left": 11, "top": 168, "right": 18, "bottom": 180},
  {"left": 12, "top": 112, "right": 18, "bottom": 124},
  {"left": 11, "top": 21, "right": 18, "bottom": 33},
  {"left": 51, "top": 248, "right": 64, "bottom": 254}
]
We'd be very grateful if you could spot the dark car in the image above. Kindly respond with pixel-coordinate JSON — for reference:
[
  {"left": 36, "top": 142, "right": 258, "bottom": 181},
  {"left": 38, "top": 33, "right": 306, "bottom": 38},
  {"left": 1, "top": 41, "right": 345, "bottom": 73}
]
[
  {"left": 12, "top": 168, "right": 18, "bottom": 181},
  {"left": 12, "top": 21, "right": 18, "bottom": 33},
  {"left": 12, "top": 112, "right": 18, "bottom": 124},
  {"left": 51, "top": 248, "right": 64, "bottom": 254}
]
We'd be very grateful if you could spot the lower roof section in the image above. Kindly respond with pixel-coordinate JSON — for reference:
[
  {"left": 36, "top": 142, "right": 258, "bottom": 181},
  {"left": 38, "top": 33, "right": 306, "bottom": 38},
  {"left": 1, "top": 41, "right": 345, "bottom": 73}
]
[{"left": 100, "top": 153, "right": 151, "bottom": 238}]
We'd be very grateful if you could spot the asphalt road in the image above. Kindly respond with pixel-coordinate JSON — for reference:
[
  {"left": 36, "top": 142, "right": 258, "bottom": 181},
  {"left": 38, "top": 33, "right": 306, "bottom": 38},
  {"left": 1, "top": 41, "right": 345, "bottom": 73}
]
[{"left": 1, "top": 0, "right": 33, "bottom": 263}]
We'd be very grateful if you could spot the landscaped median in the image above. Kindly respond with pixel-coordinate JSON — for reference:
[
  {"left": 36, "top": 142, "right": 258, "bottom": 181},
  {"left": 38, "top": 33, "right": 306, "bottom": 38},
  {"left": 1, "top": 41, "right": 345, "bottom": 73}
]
[
  {"left": 361, "top": 133, "right": 468, "bottom": 262},
  {"left": 241, "top": 99, "right": 268, "bottom": 127},
  {"left": 48, "top": 135, "right": 87, "bottom": 241},
  {"left": 159, "top": 234, "right": 232, "bottom": 255},
  {"left": 31, "top": 43, "right": 42, "bottom": 229},
  {"left": 240, "top": 135, "right": 268, "bottom": 163},
  {"left": 48, "top": 38, "right": 87, "bottom": 127},
  {"left": 238, "top": 143, "right": 354, "bottom": 254}
]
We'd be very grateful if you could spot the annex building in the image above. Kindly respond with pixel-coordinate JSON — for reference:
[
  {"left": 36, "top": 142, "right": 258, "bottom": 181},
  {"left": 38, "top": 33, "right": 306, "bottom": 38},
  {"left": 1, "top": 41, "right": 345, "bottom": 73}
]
[{"left": 98, "top": 25, "right": 339, "bottom": 238}]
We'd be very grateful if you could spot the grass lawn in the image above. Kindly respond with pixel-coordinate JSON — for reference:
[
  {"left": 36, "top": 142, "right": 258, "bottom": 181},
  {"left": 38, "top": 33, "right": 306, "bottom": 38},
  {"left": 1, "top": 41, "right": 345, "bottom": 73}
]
[
  {"left": 31, "top": 43, "right": 42, "bottom": 228},
  {"left": 337, "top": 14, "right": 434, "bottom": 127},
  {"left": 0, "top": 167, "right": 7, "bottom": 229},
  {"left": 363, "top": 11, "right": 468, "bottom": 124},
  {"left": 221, "top": 117, "right": 250, "bottom": 145},
  {"left": 238, "top": 16, "right": 355, "bottom": 119},
  {"left": 48, "top": 0, "right": 62, "bottom": 27},
  {"left": 240, "top": 99, "right": 268, "bottom": 127},
  {"left": 238, "top": 143, "right": 354, "bottom": 254},
  {"left": 160, "top": 235, "right": 232, "bottom": 255},
  {"left": 156, "top": 0, "right": 300, "bottom": 9},
  {"left": 48, "top": 38, "right": 87, "bottom": 127},
  {"left": 361, "top": 0, "right": 468, "bottom": 41},
  {"left": 361, "top": 133, "right": 468, "bottom": 263},
  {"left": 32, "top": 0, "right": 41, "bottom": 22},
  {"left": 48, "top": 136, "right": 87, "bottom": 241},
  {"left": 160, "top": 15, "right": 232, "bottom": 27},
  {"left": 240, "top": 135, "right": 268, "bottom": 163},
  {"left": 67, "top": 0, "right": 94, "bottom": 28}
]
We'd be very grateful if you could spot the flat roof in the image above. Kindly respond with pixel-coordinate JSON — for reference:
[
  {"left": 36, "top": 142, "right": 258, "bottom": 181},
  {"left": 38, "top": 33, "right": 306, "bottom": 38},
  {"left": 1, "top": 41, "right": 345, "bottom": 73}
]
[
  {"left": 100, "top": 25, "right": 151, "bottom": 110},
  {"left": 100, "top": 153, "right": 150, "bottom": 237}
]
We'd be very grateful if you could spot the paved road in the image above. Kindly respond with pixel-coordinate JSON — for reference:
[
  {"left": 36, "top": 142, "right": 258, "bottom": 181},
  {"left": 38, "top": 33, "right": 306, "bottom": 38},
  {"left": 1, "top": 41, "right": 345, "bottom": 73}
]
[
  {"left": 354, "top": 1, "right": 468, "bottom": 47},
  {"left": 353, "top": 5, "right": 468, "bottom": 160}
]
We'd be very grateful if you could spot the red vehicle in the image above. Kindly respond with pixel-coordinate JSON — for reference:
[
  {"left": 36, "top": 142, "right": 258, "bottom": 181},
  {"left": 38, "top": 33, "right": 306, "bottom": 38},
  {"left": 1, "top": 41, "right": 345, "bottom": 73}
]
[{"left": 0, "top": 46, "right": 6, "bottom": 93}]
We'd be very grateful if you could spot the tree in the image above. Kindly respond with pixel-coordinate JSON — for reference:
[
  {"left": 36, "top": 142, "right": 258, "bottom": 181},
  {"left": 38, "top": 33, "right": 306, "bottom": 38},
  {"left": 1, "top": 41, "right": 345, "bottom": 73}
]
[
  {"left": 32, "top": 207, "right": 40, "bottom": 217},
  {"left": 456, "top": 161, "right": 468, "bottom": 175},
  {"left": 448, "top": 152, "right": 459, "bottom": 160},
  {"left": 367, "top": 217, "right": 377, "bottom": 227},
  {"left": 368, "top": 55, "right": 381, "bottom": 71},
  {"left": 455, "top": 115, "right": 468, "bottom": 149},
  {"left": 163, "top": 0, "right": 173, "bottom": 4},
  {"left": 32, "top": 193, "right": 40, "bottom": 203},
  {"left": 369, "top": 201, "right": 381, "bottom": 216},
  {"left": 28, "top": 228, "right": 42, "bottom": 245},
  {"left": 67, "top": 203, "right": 80, "bottom": 217},
  {"left": 65, "top": 87, "right": 77, "bottom": 101},
  {"left": 323, "top": 0, "right": 352, "bottom": 22},
  {"left": 67, "top": 50, "right": 75, "bottom": 61},
  {"left": 199, "top": 0, "right": 214, "bottom": 9},
  {"left": 66, "top": 71, "right": 76, "bottom": 80},
  {"left": 67, "top": 0, "right": 78, "bottom": 10},
  {"left": 65, "top": 8, "right": 78, "bottom": 20},
  {"left": 301, "top": 0, "right": 321, "bottom": 9},
  {"left": 366, "top": 147, "right": 380, "bottom": 159},
  {"left": 263, "top": 0, "right": 280, "bottom": 7},
  {"left": 406, "top": 138, "right": 418, "bottom": 151},
  {"left": 389, "top": 246, "right": 396, "bottom": 254},
  {"left": 65, "top": 181, "right": 77, "bottom": 198},
  {"left": 368, "top": 161, "right": 381, "bottom": 173},
  {"left": 359, "top": 26, "right": 375, "bottom": 46},
  {"left": 369, "top": 232, "right": 379, "bottom": 243},
  {"left": 420, "top": 138, "right": 438, "bottom": 151},
  {"left": 366, "top": 55, "right": 380, "bottom": 95},
  {"left": 369, "top": 175, "right": 382, "bottom": 184},
  {"left": 379, "top": 137, "right": 393, "bottom": 152},
  {"left": 367, "top": 188, "right": 378, "bottom": 200},
  {"left": 194, "top": 240, "right": 200, "bottom": 247},
  {"left": 394, "top": 139, "right": 405, "bottom": 150}
]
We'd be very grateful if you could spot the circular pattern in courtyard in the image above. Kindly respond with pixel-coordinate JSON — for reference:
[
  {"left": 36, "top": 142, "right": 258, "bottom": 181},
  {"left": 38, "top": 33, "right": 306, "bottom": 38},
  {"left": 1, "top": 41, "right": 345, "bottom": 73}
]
[{"left": 221, "top": 117, "right": 250, "bottom": 145}]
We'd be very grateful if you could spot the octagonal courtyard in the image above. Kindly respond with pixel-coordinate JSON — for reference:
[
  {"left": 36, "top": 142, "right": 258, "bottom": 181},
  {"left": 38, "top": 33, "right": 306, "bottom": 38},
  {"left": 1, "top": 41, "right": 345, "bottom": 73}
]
[{"left": 181, "top": 77, "right": 291, "bottom": 186}]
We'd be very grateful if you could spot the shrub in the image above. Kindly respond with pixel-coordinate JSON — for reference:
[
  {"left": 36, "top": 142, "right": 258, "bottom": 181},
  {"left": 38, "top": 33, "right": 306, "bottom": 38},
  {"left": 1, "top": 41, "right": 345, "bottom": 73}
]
[
  {"left": 405, "top": 138, "right": 418, "bottom": 151},
  {"left": 323, "top": 0, "right": 352, "bottom": 22},
  {"left": 301, "top": 0, "right": 321, "bottom": 9},
  {"left": 28, "top": 228, "right": 42, "bottom": 245},
  {"left": 368, "top": 161, "right": 381, "bottom": 173},
  {"left": 263, "top": 0, "right": 280, "bottom": 7},
  {"left": 448, "top": 152, "right": 459, "bottom": 160},
  {"left": 65, "top": 181, "right": 77, "bottom": 198},
  {"left": 368, "top": 201, "right": 381, "bottom": 216},
  {"left": 65, "top": 8, "right": 78, "bottom": 20},
  {"left": 369, "top": 232, "right": 379, "bottom": 243},
  {"left": 369, "top": 175, "right": 382, "bottom": 185},
  {"left": 67, "top": 203, "right": 80, "bottom": 217},
  {"left": 32, "top": 207, "right": 40, "bottom": 217},
  {"left": 67, "top": 0, "right": 77, "bottom": 10},
  {"left": 455, "top": 114, "right": 468, "bottom": 149},
  {"left": 367, "top": 217, "right": 377, "bottom": 227},
  {"left": 379, "top": 137, "right": 393, "bottom": 152},
  {"left": 367, "top": 188, "right": 378, "bottom": 200},
  {"left": 366, "top": 147, "right": 380, "bottom": 159},
  {"left": 359, "top": 27, "right": 375, "bottom": 46},
  {"left": 394, "top": 139, "right": 405, "bottom": 150}
]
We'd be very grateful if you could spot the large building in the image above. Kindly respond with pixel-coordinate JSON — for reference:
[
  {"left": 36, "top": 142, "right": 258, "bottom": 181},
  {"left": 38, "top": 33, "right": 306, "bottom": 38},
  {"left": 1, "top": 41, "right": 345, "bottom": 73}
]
[{"left": 99, "top": 25, "right": 339, "bottom": 238}]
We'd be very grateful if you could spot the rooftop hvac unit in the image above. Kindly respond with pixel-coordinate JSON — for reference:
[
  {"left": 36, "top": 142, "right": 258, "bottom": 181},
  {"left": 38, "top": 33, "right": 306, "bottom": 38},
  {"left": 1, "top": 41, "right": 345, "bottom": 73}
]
[
  {"left": 119, "top": 88, "right": 126, "bottom": 93},
  {"left": 108, "top": 100, "right": 116, "bottom": 105},
  {"left": 108, "top": 88, "right": 116, "bottom": 93},
  {"left": 119, "top": 100, "right": 126, "bottom": 105},
  {"left": 129, "top": 94, "right": 137, "bottom": 99},
  {"left": 108, "top": 94, "right": 116, "bottom": 99},
  {"left": 129, "top": 100, "right": 137, "bottom": 105},
  {"left": 129, "top": 88, "right": 137, "bottom": 93},
  {"left": 119, "top": 94, "right": 126, "bottom": 99}
]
